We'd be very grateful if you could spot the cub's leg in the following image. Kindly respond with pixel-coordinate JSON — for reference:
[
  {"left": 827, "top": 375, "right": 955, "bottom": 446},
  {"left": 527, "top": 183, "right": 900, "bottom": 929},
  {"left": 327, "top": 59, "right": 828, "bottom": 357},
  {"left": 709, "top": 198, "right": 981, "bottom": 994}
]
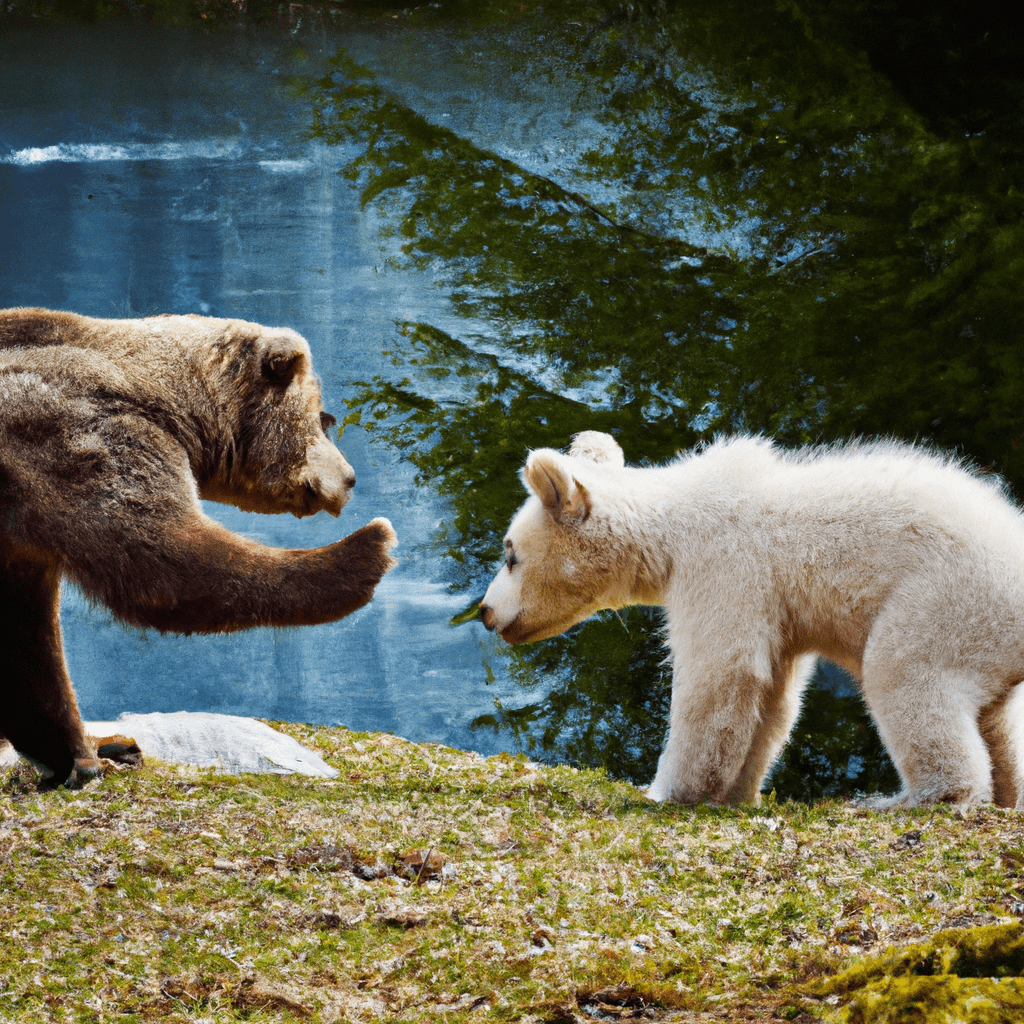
[
  {"left": 0, "top": 559, "right": 92, "bottom": 787},
  {"left": 860, "top": 636, "right": 994, "bottom": 806},
  {"left": 980, "top": 683, "right": 1024, "bottom": 809},
  {"left": 723, "top": 654, "right": 816, "bottom": 804},
  {"left": 647, "top": 640, "right": 783, "bottom": 805},
  {"left": 1004, "top": 684, "right": 1024, "bottom": 811}
]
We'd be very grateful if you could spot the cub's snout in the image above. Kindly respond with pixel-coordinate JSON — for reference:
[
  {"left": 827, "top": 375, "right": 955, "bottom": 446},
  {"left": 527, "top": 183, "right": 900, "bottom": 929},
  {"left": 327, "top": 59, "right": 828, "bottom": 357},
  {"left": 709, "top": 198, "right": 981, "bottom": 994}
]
[
  {"left": 478, "top": 603, "right": 525, "bottom": 644},
  {"left": 479, "top": 603, "right": 498, "bottom": 631}
]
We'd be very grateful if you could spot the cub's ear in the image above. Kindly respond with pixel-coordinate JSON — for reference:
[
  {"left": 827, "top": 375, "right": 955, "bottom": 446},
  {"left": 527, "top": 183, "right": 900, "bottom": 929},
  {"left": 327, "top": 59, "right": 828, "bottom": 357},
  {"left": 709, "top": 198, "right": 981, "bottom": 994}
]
[
  {"left": 569, "top": 430, "right": 624, "bottom": 466},
  {"left": 523, "top": 451, "right": 590, "bottom": 524},
  {"left": 261, "top": 332, "right": 307, "bottom": 386}
]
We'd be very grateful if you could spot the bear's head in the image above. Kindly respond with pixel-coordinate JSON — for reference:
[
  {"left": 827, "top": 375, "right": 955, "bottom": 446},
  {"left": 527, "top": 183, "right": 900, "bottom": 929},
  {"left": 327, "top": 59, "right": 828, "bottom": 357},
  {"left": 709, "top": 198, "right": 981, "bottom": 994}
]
[
  {"left": 480, "top": 431, "right": 648, "bottom": 644},
  {"left": 198, "top": 320, "right": 355, "bottom": 518}
]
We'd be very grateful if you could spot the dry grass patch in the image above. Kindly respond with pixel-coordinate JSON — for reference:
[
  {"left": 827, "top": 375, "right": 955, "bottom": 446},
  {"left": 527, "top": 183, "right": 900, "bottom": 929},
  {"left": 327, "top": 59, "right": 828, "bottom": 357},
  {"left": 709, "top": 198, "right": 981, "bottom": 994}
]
[{"left": 2, "top": 723, "right": 1023, "bottom": 1022}]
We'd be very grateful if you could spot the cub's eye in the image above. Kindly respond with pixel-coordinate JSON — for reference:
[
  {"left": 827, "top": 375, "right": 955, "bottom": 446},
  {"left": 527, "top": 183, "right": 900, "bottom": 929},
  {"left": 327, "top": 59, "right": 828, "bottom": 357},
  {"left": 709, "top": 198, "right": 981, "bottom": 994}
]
[
  {"left": 320, "top": 411, "right": 337, "bottom": 434},
  {"left": 504, "top": 542, "right": 518, "bottom": 571}
]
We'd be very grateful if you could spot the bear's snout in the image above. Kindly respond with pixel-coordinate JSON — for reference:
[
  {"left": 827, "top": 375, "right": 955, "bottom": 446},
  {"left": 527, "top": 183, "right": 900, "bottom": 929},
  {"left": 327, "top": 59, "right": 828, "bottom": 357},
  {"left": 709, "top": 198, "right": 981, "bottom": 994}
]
[
  {"left": 479, "top": 603, "right": 496, "bottom": 631},
  {"left": 299, "top": 438, "right": 356, "bottom": 517}
]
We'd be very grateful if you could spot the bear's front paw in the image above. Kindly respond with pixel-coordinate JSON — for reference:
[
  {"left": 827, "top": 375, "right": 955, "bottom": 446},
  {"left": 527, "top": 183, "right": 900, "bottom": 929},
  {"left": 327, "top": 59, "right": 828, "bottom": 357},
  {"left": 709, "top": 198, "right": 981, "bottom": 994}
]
[
  {"left": 35, "top": 756, "right": 103, "bottom": 791},
  {"left": 61, "top": 747, "right": 144, "bottom": 789},
  {"left": 67, "top": 757, "right": 106, "bottom": 789},
  {"left": 320, "top": 518, "right": 400, "bottom": 618},
  {"left": 366, "top": 516, "right": 398, "bottom": 551},
  {"left": 359, "top": 517, "right": 399, "bottom": 578}
]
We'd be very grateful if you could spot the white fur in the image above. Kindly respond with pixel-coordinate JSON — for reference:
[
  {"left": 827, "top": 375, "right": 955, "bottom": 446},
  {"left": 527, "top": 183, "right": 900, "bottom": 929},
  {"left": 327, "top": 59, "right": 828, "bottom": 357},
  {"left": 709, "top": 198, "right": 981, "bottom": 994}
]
[{"left": 480, "top": 432, "right": 1024, "bottom": 808}]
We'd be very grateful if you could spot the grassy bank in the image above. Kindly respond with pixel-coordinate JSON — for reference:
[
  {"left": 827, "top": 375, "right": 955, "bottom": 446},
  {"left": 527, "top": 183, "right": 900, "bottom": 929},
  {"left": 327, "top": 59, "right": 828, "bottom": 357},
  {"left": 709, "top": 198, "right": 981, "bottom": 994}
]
[{"left": 2, "top": 724, "right": 1023, "bottom": 1022}]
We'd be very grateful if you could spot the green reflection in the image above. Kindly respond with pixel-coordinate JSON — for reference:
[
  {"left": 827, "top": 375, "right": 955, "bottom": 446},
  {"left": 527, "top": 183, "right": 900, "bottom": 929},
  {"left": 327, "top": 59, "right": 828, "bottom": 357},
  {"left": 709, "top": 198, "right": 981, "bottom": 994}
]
[{"left": 302, "top": 0, "right": 1024, "bottom": 801}]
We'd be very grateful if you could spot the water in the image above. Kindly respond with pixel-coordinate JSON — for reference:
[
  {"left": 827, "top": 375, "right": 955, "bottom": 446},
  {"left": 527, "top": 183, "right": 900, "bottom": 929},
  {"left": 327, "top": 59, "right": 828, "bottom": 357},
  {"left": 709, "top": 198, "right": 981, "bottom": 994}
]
[{"left": 0, "top": 16, "right": 556, "bottom": 755}]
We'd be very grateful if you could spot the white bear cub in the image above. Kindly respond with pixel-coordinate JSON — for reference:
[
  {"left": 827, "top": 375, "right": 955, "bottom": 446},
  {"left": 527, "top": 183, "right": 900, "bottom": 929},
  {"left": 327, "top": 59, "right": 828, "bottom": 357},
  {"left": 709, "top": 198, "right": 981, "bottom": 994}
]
[{"left": 480, "top": 431, "right": 1024, "bottom": 809}]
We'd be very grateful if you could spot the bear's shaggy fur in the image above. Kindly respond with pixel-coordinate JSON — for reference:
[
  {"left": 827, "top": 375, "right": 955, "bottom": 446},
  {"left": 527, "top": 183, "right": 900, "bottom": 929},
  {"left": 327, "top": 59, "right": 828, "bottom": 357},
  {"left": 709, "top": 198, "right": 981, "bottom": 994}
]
[
  {"left": 480, "top": 430, "right": 1024, "bottom": 809},
  {"left": 0, "top": 307, "right": 396, "bottom": 787}
]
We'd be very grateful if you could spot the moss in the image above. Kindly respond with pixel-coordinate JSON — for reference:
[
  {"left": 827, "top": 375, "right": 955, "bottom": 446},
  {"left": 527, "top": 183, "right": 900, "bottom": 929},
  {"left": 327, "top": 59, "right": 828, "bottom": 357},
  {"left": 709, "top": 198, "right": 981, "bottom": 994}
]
[
  {"left": 816, "top": 923, "right": 1024, "bottom": 1023},
  {"left": 841, "top": 974, "right": 1024, "bottom": 1023}
]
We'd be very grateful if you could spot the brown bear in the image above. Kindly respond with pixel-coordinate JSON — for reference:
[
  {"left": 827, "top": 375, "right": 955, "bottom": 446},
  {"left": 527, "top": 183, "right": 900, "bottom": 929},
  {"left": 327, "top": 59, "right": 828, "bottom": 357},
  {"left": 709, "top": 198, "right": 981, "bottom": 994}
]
[{"left": 0, "top": 307, "right": 397, "bottom": 788}]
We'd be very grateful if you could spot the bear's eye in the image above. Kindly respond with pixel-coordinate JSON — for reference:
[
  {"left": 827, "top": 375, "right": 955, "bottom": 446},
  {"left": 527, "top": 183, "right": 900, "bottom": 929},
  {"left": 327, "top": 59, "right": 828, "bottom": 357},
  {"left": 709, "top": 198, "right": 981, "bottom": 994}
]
[
  {"left": 320, "top": 412, "right": 337, "bottom": 435},
  {"left": 504, "top": 542, "right": 518, "bottom": 571}
]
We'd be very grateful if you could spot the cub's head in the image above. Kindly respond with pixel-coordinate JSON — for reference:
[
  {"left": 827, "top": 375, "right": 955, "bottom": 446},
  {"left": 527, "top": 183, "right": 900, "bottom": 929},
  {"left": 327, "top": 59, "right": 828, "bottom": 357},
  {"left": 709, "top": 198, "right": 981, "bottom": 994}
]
[
  {"left": 199, "top": 319, "right": 355, "bottom": 518},
  {"left": 479, "top": 431, "right": 629, "bottom": 645}
]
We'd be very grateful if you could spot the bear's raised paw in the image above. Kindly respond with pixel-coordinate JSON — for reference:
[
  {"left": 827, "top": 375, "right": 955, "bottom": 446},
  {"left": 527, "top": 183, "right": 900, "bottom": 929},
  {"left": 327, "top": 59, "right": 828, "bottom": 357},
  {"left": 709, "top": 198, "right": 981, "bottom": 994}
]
[{"left": 367, "top": 516, "right": 398, "bottom": 551}]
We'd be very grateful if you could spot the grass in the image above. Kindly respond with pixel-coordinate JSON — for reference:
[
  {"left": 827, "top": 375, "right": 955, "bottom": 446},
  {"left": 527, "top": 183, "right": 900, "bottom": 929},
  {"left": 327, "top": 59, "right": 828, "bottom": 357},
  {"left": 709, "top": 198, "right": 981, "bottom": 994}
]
[{"left": 1, "top": 723, "right": 1023, "bottom": 1022}]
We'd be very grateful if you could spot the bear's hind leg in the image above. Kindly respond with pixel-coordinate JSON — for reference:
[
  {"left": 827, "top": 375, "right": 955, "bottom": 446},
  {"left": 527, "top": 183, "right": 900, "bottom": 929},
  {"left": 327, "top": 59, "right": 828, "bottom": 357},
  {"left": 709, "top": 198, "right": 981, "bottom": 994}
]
[{"left": 0, "top": 560, "right": 91, "bottom": 787}]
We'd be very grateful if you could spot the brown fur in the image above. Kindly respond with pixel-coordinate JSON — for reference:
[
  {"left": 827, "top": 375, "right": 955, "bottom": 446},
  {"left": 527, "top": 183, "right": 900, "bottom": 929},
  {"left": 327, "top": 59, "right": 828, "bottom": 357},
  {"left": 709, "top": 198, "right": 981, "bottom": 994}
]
[
  {"left": 81, "top": 733, "right": 144, "bottom": 775},
  {"left": 0, "top": 308, "right": 397, "bottom": 788}
]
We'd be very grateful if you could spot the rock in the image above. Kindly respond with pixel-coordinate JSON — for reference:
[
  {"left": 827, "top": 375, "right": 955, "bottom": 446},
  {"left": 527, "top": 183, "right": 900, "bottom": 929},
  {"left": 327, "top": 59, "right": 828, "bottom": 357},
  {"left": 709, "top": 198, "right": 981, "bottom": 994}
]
[{"left": 81, "top": 712, "right": 339, "bottom": 778}]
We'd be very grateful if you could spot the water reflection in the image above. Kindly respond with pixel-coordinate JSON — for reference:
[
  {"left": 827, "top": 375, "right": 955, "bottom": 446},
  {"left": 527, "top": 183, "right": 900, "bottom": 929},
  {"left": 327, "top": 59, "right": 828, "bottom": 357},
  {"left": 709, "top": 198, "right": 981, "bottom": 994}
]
[{"left": 300, "top": 0, "right": 1023, "bottom": 799}]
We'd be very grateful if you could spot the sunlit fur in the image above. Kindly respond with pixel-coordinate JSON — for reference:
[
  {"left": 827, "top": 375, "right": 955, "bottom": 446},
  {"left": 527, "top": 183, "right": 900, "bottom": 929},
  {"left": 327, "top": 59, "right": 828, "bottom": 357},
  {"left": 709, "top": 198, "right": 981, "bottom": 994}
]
[{"left": 481, "top": 430, "right": 1024, "bottom": 809}]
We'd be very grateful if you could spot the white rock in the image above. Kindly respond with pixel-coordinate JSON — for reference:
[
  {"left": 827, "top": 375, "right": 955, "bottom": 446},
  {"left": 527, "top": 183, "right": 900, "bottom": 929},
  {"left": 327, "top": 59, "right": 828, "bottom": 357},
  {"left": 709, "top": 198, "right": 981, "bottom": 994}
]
[{"left": 80, "top": 712, "right": 339, "bottom": 778}]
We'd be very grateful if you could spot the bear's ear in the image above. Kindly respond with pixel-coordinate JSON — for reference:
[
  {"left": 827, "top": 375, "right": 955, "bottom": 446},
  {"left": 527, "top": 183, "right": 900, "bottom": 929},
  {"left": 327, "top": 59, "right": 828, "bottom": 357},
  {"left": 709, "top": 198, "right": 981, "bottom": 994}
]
[
  {"left": 524, "top": 451, "right": 590, "bottom": 524},
  {"left": 261, "top": 335, "right": 306, "bottom": 386},
  {"left": 569, "top": 430, "right": 624, "bottom": 466}
]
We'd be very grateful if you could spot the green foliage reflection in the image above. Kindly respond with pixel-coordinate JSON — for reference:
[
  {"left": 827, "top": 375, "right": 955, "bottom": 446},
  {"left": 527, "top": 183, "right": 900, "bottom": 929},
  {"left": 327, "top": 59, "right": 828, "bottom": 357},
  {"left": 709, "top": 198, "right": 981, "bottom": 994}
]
[{"left": 302, "top": 0, "right": 1024, "bottom": 800}]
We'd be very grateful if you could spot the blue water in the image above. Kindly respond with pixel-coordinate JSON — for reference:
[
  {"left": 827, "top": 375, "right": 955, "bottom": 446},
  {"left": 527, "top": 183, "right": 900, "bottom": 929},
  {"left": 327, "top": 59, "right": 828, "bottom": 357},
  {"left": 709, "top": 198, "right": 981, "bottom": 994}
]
[{"left": 0, "top": 18, "right": 596, "bottom": 754}]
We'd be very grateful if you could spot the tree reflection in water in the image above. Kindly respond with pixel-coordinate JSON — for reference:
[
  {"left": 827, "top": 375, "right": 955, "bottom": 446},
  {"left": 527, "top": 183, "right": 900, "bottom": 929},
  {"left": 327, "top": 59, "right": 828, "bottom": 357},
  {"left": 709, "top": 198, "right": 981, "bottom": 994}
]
[{"left": 300, "top": 0, "right": 1023, "bottom": 800}]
